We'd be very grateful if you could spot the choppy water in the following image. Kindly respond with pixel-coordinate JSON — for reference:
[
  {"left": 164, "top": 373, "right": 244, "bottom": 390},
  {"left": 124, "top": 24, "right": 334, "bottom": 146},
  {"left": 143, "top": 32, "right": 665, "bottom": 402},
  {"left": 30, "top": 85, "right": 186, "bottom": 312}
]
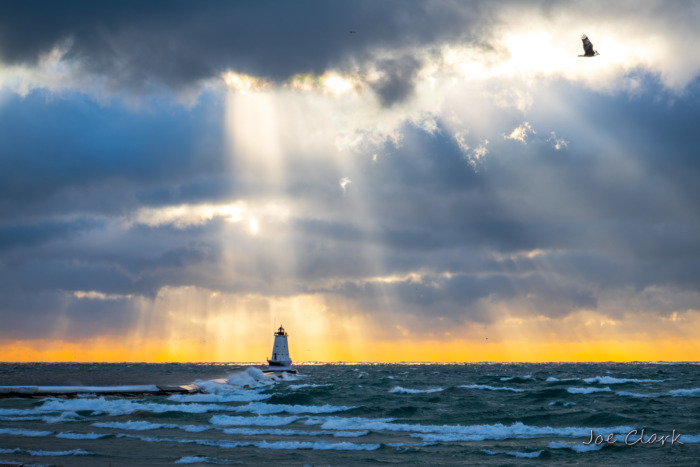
[{"left": 0, "top": 362, "right": 698, "bottom": 465}]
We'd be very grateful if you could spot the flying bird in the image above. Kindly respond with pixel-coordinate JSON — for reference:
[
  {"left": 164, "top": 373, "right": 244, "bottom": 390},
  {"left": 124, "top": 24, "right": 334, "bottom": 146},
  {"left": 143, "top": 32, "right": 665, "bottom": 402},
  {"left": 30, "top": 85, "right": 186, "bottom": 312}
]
[{"left": 579, "top": 34, "right": 599, "bottom": 57}]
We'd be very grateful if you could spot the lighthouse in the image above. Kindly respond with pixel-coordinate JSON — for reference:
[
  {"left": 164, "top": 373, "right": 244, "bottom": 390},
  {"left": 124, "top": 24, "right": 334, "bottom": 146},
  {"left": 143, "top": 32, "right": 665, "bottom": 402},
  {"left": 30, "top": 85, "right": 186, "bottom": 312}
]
[{"left": 266, "top": 325, "right": 295, "bottom": 373}]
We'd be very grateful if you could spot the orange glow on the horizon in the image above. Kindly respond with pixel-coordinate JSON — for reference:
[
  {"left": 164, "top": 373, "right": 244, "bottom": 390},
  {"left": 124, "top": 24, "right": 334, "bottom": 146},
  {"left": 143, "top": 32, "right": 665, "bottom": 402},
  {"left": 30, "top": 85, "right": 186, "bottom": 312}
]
[{"left": 1, "top": 336, "right": 698, "bottom": 363}]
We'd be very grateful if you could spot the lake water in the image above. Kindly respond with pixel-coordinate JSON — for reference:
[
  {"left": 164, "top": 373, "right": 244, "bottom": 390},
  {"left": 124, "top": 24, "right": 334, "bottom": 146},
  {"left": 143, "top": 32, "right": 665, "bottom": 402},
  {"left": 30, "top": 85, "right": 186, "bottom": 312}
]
[{"left": 0, "top": 362, "right": 698, "bottom": 465}]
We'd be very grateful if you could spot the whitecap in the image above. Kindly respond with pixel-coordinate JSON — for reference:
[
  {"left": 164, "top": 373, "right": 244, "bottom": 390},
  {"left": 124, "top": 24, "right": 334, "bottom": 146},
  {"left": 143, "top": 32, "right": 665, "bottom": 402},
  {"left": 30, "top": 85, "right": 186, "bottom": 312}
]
[
  {"left": 584, "top": 376, "right": 664, "bottom": 384},
  {"left": 304, "top": 416, "right": 395, "bottom": 427},
  {"left": 680, "top": 434, "right": 700, "bottom": 443},
  {"left": 0, "top": 428, "right": 52, "bottom": 437},
  {"left": 40, "top": 397, "right": 236, "bottom": 416},
  {"left": 460, "top": 384, "right": 524, "bottom": 392},
  {"left": 253, "top": 440, "right": 380, "bottom": 451},
  {"left": 0, "top": 408, "right": 44, "bottom": 416},
  {"left": 0, "top": 415, "right": 44, "bottom": 421},
  {"left": 123, "top": 433, "right": 379, "bottom": 451},
  {"left": 546, "top": 377, "right": 578, "bottom": 382},
  {"left": 616, "top": 391, "right": 659, "bottom": 398},
  {"left": 0, "top": 448, "right": 21, "bottom": 454},
  {"left": 56, "top": 432, "right": 107, "bottom": 439},
  {"left": 222, "top": 427, "right": 368, "bottom": 437},
  {"left": 548, "top": 441, "right": 603, "bottom": 452},
  {"left": 209, "top": 414, "right": 300, "bottom": 426},
  {"left": 548, "top": 401, "right": 576, "bottom": 407},
  {"left": 500, "top": 375, "right": 532, "bottom": 382},
  {"left": 177, "top": 457, "right": 216, "bottom": 464},
  {"left": 27, "top": 448, "right": 92, "bottom": 456},
  {"left": 93, "top": 420, "right": 209, "bottom": 432},
  {"left": 239, "top": 402, "right": 355, "bottom": 415},
  {"left": 507, "top": 450, "right": 543, "bottom": 458},
  {"left": 168, "top": 392, "right": 270, "bottom": 403},
  {"left": 669, "top": 388, "right": 700, "bottom": 397},
  {"left": 567, "top": 386, "right": 612, "bottom": 394},
  {"left": 288, "top": 384, "right": 333, "bottom": 390},
  {"left": 390, "top": 386, "right": 443, "bottom": 394},
  {"left": 42, "top": 411, "right": 82, "bottom": 423},
  {"left": 176, "top": 456, "right": 232, "bottom": 464}
]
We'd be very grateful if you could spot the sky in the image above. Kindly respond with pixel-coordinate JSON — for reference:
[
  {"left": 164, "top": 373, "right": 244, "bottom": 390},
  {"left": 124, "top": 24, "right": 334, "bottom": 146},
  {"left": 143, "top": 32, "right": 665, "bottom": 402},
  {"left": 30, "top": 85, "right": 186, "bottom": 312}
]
[{"left": 1, "top": 0, "right": 700, "bottom": 362}]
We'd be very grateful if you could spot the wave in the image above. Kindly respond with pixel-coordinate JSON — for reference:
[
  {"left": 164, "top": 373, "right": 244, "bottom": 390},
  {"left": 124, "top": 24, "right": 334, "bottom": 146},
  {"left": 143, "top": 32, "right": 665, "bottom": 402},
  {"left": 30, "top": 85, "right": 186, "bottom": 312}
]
[
  {"left": 567, "top": 387, "right": 612, "bottom": 394},
  {"left": 192, "top": 367, "right": 295, "bottom": 395},
  {"left": 39, "top": 397, "right": 232, "bottom": 416},
  {"left": 56, "top": 431, "right": 108, "bottom": 439},
  {"left": 0, "top": 408, "right": 46, "bottom": 416},
  {"left": 0, "top": 415, "right": 44, "bottom": 422},
  {"left": 256, "top": 440, "right": 380, "bottom": 450},
  {"left": 548, "top": 401, "right": 576, "bottom": 407},
  {"left": 615, "top": 391, "right": 659, "bottom": 398},
  {"left": 223, "top": 427, "right": 368, "bottom": 438},
  {"left": 482, "top": 448, "right": 543, "bottom": 458},
  {"left": 176, "top": 456, "right": 232, "bottom": 464},
  {"left": 390, "top": 386, "right": 443, "bottom": 394},
  {"left": 209, "top": 415, "right": 300, "bottom": 426},
  {"left": 0, "top": 428, "right": 52, "bottom": 437},
  {"left": 680, "top": 434, "right": 700, "bottom": 443},
  {"left": 93, "top": 420, "right": 210, "bottom": 432},
  {"left": 583, "top": 376, "right": 664, "bottom": 384},
  {"left": 508, "top": 450, "right": 543, "bottom": 458},
  {"left": 500, "top": 375, "right": 533, "bottom": 382},
  {"left": 669, "top": 388, "right": 700, "bottom": 397},
  {"left": 548, "top": 441, "right": 603, "bottom": 452},
  {"left": 168, "top": 392, "right": 270, "bottom": 403},
  {"left": 240, "top": 402, "right": 355, "bottom": 415},
  {"left": 460, "top": 384, "right": 524, "bottom": 392},
  {"left": 304, "top": 416, "right": 396, "bottom": 427},
  {"left": 288, "top": 384, "right": 333, "bottom": 390},
  {"left": 42, "top": 411, "right": 83, "bottom": 424},
  {"left": 26, "top": 448, "right": 92, "bottom": 456}
]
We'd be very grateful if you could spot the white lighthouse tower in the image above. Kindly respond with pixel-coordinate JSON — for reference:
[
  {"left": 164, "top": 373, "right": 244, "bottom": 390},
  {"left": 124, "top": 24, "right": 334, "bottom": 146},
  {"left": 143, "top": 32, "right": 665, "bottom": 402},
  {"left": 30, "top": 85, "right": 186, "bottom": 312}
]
[{"left": 266, "top": 325, "right": 295, "bottom": 373}]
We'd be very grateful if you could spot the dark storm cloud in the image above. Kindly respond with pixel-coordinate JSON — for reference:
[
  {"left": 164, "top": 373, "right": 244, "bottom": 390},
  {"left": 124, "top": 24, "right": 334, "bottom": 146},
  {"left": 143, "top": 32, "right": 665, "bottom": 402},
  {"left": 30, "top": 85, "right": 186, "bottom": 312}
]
[
  {"left": 369, "top": 55, "right": 424, "bottom": 107},
  {"left": 0, "top": 90, "right": 225, "bottom": 221},
  {"left": 0, "top": 0, "right": 487, "bottom": 94}
]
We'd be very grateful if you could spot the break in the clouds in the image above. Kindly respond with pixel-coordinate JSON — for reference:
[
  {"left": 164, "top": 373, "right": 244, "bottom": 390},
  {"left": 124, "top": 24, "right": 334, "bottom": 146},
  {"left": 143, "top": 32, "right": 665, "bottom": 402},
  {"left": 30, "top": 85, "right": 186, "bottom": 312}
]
[{"left": 1, "top": 0, "right": 700, "bottom": 359}]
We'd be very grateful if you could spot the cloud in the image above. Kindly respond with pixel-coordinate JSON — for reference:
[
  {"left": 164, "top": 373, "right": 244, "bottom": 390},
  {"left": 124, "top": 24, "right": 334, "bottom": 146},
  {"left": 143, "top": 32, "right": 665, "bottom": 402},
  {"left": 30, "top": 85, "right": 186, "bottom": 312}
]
[{"left": 505, "top": 122, "right": 535, "bottom": 143}]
